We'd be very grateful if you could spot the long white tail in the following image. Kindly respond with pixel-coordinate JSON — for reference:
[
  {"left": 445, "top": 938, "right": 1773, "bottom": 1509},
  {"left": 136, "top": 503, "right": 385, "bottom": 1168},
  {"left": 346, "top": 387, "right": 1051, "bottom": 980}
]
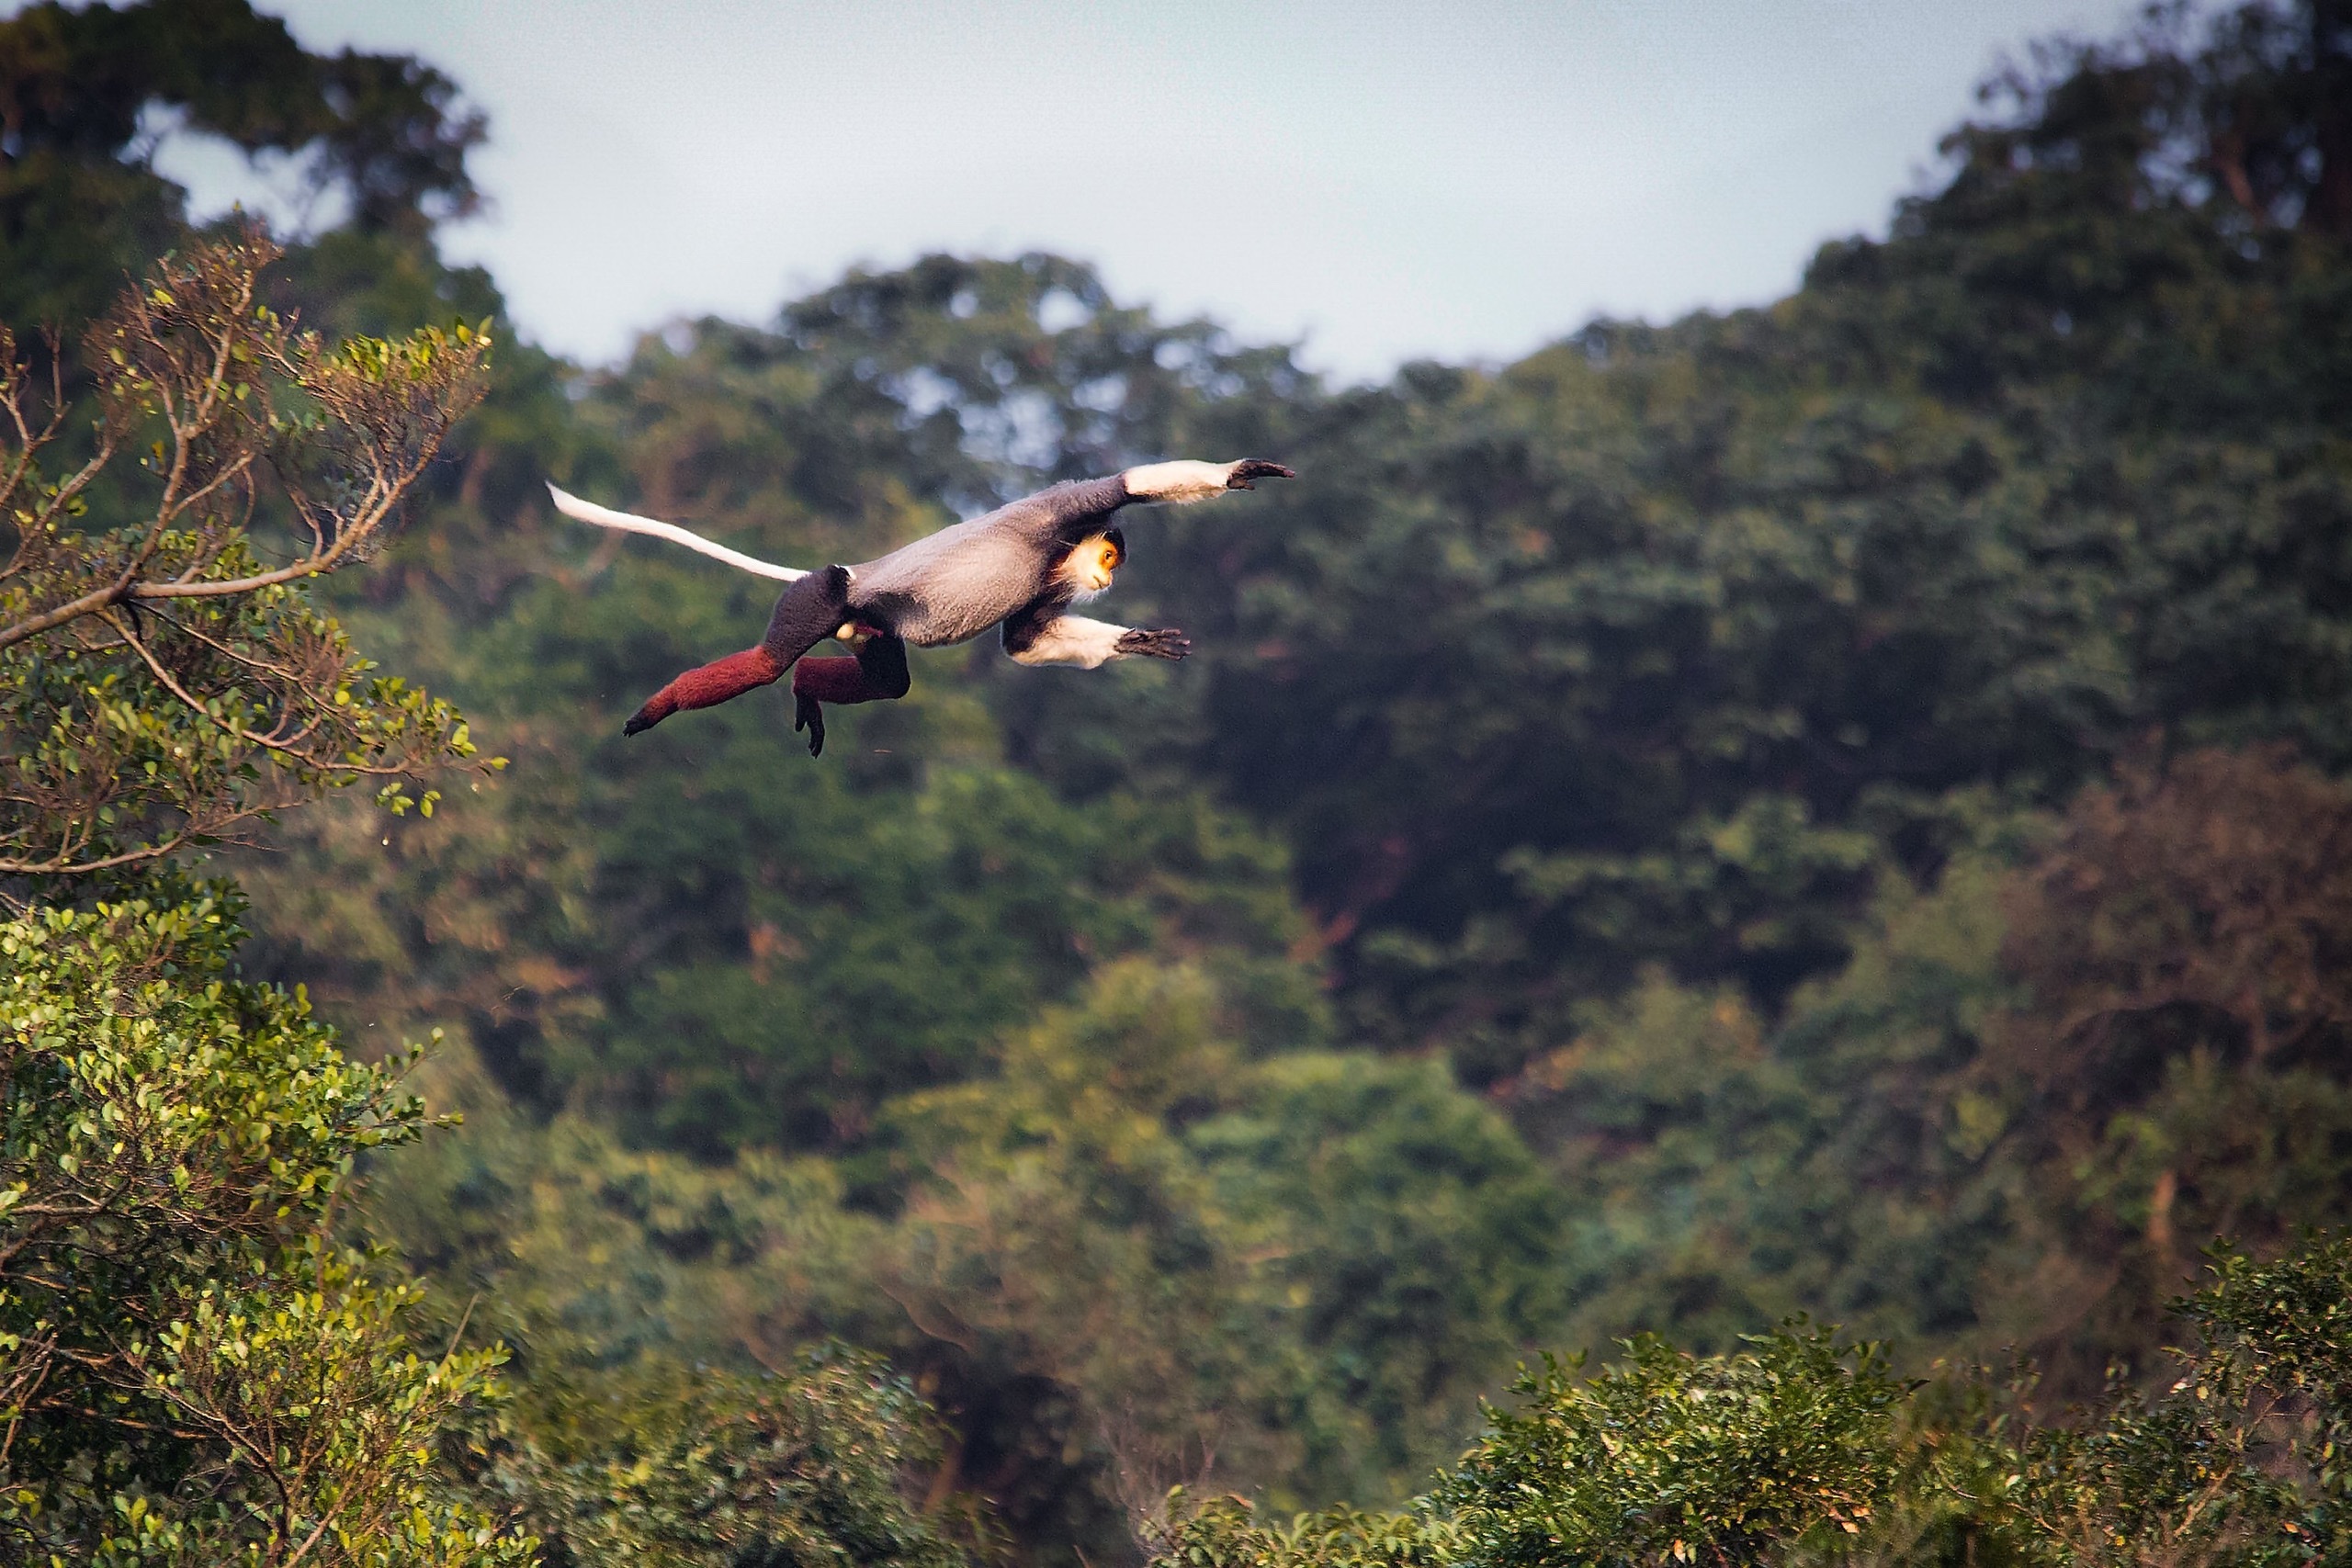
[{"left": 546, "top": 482, "right": 808, "bottom": 581}]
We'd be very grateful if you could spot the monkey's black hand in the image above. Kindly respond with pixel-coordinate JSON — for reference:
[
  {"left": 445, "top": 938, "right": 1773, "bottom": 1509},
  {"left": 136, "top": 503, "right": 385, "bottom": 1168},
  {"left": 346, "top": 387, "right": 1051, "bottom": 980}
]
[
  {"left": 1227, "top": 459, "right": 1295, "bottom": 491},
  {"left": 1116, "top": 627, "right": 1191, "bottom": 660},
  {"left": 793, "top": 690, "right": 827, "bottom": 757}
]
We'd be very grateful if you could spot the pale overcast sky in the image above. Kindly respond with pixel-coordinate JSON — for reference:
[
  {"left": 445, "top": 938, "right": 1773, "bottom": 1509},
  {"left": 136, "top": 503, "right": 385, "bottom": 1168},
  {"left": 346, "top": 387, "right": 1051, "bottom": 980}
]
[{"left": 140, "top": 0, "right": 2138, "bottom": 380}]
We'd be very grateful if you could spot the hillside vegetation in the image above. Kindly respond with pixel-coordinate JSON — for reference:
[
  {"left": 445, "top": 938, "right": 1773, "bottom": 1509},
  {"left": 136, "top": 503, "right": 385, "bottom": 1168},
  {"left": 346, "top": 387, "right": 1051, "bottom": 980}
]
[{"left": 5, "top": 2, "right": 2351, "bottom": 1564}]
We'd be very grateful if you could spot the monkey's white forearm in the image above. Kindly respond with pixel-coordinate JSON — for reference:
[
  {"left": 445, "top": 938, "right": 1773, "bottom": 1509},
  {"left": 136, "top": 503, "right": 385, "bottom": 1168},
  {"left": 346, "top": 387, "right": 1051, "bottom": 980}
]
[
  {"left": 547, "top": 482, "right": 808, "bottom": 581},
  {"left": 1120, "top": 459, "right": 1244, "bottom": 504},
  {"left": 1006, "top": 615, "right": 1134, "bottom": 669}
]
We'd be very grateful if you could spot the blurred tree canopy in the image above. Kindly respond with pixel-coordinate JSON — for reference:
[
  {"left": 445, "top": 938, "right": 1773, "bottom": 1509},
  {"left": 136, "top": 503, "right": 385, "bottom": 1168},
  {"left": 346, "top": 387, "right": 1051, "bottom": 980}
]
[
  {"left": 0, "top": 0, "right": 481, "bottom": 325},
  {"left": 6, "top": 1, "right": 2352, "bottom": 1564}
]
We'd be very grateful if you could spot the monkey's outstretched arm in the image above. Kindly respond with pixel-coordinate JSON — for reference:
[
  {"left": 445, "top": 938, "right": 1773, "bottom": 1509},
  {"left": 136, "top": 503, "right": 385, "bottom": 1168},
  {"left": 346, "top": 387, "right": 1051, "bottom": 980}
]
[
  {"left": 1035, "top": 459, "right": 1295, "bottom": 544},
  {"left": 1002, "top": 613, "right": 1189, "bottom": 670},
  {"left": 1119, "top": 458, "right": 1294, "bottom": 504}
]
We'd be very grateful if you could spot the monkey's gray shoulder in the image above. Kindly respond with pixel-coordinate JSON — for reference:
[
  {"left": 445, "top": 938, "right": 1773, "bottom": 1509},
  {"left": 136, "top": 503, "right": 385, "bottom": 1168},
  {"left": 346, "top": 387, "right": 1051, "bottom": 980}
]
[{"left": 1023, "top": 475, "right": 1132, "bottom": 536}]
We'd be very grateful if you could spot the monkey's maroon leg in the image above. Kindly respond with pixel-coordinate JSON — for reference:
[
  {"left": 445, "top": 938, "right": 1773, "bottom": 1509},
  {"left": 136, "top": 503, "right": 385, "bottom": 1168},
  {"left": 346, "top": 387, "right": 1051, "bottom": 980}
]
[
  {"left": 623, "top": 566, "right": 852, "bottom": 736},
  {"left": 794, "top": 637, "right": 910, "bottom": 705},
  {"left": 622, "top": 647, "right": 786, "bottom": 735},
  {"left": 791, "top": 636, "right": 910, "bottom": 757}
]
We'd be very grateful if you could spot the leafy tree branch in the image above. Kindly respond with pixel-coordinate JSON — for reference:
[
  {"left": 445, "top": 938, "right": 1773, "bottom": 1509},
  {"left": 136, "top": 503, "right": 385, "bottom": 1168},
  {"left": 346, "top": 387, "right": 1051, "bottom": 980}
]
[{"left": 0, "top": 230, "right": 494, "bottom": 880}]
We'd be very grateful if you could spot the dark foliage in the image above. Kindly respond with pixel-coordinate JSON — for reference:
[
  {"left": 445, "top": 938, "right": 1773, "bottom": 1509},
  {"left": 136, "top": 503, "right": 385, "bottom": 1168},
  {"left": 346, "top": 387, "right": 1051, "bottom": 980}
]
[{"left": 8, "top": 4, "right": 2352, "bottom": 1565}]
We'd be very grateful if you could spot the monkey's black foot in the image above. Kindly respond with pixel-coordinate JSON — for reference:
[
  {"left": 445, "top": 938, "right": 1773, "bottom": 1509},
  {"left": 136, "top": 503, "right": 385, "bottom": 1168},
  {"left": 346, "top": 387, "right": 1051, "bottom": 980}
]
[
  {"left": 1117, "top": 627, "right": 1191, "bottom": 660},
  {"left": 1227, "top": 459, "right": 1295, "bottom": 491},
  {"left": 794, "top": 691, "right": 827, "bottom": 757},
  {"left": 622, "top": 708, "right": 659, "bottom": 737}
]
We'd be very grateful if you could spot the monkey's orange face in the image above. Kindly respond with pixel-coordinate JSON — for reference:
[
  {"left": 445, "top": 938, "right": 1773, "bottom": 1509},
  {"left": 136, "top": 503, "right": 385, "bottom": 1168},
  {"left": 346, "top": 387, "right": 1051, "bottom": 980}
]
[{"left": 1064, "top": 531, "right": 1124, "bottom": 593}]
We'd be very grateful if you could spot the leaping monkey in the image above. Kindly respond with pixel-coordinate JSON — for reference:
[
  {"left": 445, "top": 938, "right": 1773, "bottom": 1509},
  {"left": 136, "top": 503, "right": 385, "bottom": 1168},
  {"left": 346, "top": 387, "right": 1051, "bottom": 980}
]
[{"left": 547, "top": 458, "right": 1294, "bottom": 755}]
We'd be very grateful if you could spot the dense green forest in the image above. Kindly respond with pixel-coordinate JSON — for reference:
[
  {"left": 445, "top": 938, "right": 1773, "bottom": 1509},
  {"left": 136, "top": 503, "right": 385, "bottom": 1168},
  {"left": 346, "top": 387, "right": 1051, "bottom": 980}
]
[{"left": 6, "top": 1, "right": 2352, "bottom": 1563}]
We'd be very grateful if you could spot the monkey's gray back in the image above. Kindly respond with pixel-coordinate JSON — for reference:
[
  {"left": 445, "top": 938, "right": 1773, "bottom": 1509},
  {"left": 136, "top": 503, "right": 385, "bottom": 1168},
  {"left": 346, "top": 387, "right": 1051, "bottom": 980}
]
[{"left": 845, "top": 479, "right": 1122, "bottom": 647}]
